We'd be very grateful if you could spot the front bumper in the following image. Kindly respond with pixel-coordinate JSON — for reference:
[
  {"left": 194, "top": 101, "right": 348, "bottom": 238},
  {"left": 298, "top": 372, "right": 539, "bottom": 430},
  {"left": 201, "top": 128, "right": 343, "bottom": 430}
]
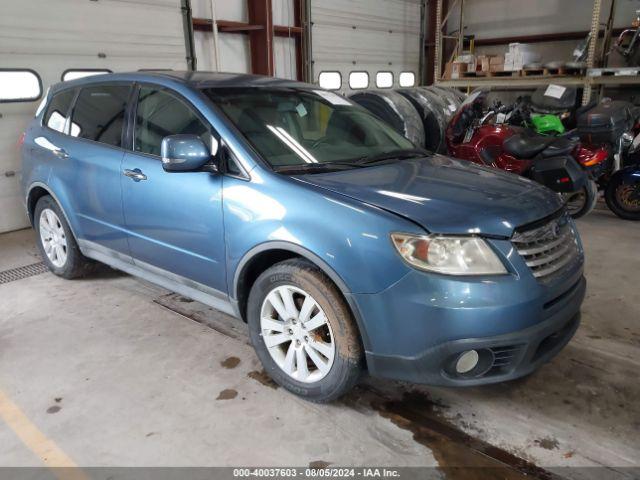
[
  {"left": 365, "top": 285, "right": 582, "bottom": 386},
  {"left": 349, "top": 236, "right": 586, "bottom": 386}
]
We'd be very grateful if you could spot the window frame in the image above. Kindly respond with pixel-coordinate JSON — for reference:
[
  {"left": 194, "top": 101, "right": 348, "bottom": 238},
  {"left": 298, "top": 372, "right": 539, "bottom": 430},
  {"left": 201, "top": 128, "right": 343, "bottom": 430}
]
[
  {"left": 375, "top": 71, "right": 394, "bottom": 89},
  {"left": 66, "top": 81, "right": 135, "bottom": 151},
  {"left": 61, "top": 69, "right": 113, "bottom": 82},
  {"left": 0, "top": 68, "right": 43, "bottom": 103},
  {"left": 41, "top": 86, "right": 80, "bottom": 135},
  {"left": 318, "top": 71, "right": 342, "bottom": 91},
  {"left": 399, "top": 71, "right": 416, "bottom": 88},
  {"left": 128, "top": 82, "right": 249, "bottom": 180},
  {"left": 348, "top": 71, "right": 370, "bottom": 90}
]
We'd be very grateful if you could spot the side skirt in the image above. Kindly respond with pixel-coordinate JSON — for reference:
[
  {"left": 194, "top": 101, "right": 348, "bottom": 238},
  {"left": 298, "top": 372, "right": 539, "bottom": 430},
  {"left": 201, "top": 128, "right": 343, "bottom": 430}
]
[{"left": 78, "top": 239, "right": 237, "bottom": 317}]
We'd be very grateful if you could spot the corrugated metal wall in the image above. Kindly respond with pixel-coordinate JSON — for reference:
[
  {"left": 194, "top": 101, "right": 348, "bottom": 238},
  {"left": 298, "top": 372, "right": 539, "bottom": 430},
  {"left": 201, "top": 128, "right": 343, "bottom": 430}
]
[
  {"left": 311, "top": 0, "right": 422, "bottom": 93},
  {"left": 0, "top": 0, "right": 187, "bottom": 233}
]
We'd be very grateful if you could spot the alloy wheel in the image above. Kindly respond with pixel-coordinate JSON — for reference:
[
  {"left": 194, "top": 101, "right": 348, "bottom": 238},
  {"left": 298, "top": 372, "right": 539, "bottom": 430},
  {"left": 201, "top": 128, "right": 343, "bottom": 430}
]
[
  {"left": 39, "top": 208, "right": 68, "bottom": 268},
  {"left": 260, "top": 285, "right": 335, "bottom": 383}
]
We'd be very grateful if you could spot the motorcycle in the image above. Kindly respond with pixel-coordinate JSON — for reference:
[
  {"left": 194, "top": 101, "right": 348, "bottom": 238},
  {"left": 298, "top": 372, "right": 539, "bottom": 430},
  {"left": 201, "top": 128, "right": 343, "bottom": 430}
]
[
  {"left": 509, "top": 86, "right": 640, "bottom": 220},
  {"left": 446, "top": 90, "right": 601, "bottom": 218}
]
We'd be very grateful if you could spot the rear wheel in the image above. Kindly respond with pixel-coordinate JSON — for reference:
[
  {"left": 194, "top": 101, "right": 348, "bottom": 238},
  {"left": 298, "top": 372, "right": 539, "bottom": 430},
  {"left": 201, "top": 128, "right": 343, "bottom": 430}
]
[
  {"left": 605, "top": 175, "right": 640, "bottom": 220},
  {"left": 247, "top": 259, "right": 363, "bottom": 402},
  {"left": 34, "top": 196, "right": 94, "bottom": 278},
  {"left": 562, "top": 179, "right": 598, "bottom": 219}
]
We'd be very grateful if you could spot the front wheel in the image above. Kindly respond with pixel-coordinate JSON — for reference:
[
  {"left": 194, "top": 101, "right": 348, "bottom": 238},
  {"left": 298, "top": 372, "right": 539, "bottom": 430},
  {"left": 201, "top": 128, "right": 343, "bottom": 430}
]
[
  {"left": 562, "top": 179, "right": 598, "bottom": 219},
  {"left": 247, "top": 259, "right": 363, "bottom": 402},
  {"left": 605, "top": 174, "right": 640, "bottom": 220}
]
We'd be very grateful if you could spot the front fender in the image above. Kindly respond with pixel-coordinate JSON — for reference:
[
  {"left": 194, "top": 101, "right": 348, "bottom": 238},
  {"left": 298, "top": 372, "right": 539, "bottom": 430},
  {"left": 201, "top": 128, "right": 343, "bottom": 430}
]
[
  {"left": 611, "top": 164, "right": 640, "bottom": 185},
  {"left": 223, "top": 170, "right": 420, "bottom": 297}
]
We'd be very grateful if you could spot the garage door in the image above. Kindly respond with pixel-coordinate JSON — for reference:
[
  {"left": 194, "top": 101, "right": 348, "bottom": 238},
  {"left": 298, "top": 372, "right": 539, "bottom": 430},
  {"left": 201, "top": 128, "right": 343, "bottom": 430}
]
[
  {"left": 311, "top": 0, "right": 422, "bottom": 93},
  {"left": 0, "top": 0, "right": 187, "bottom": 233}
]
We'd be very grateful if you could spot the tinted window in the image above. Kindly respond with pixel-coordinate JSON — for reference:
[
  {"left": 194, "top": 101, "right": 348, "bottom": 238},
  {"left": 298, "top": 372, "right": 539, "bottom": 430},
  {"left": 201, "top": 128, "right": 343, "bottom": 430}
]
[
  {"left": 70, "top": 85, "right": 130, "bottom": 147},
  {"left": 134, "top": 86, "right": 210, "bottom": 157},
  {"left": 43, "top": 89, "right": 76, "bottom": 133}
]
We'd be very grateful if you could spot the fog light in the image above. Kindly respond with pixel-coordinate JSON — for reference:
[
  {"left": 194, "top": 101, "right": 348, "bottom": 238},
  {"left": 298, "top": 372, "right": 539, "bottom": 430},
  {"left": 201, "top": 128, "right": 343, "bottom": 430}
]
[{"left": 455, "top": 350, "right": 479, "bottom": 374}]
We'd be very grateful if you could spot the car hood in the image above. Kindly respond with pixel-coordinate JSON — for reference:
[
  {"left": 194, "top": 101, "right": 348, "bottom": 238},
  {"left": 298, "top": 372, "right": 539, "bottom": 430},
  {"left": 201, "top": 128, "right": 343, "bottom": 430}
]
[{"left": 293, "top": 155, "right": 562, "bottom": 237}]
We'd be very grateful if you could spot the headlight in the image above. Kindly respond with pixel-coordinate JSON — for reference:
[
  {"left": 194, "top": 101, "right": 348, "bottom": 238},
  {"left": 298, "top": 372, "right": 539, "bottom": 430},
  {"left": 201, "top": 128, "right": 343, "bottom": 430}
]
[{"left": 391, "top": 233, "right": 507, "bottom": 275}]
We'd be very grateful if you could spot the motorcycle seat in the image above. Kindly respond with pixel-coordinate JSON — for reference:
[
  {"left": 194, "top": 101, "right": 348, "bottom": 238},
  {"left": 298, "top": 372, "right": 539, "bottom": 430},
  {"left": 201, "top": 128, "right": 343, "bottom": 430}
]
[
  {"left": 503, "top": 133, "right": 554, "bottom": 158},
  {"left": 539, "top": 137, "right": 578, "bottom": 158}
]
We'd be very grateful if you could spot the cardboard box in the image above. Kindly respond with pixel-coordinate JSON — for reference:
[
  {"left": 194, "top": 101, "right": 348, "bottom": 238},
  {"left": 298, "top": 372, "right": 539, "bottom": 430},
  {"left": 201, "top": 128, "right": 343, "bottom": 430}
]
[
  {"left": 489, "top": 63, "right": 505, "bottom": 73},
  {"left": 477, "top": 54, "right": 505, "bottom": 73}
]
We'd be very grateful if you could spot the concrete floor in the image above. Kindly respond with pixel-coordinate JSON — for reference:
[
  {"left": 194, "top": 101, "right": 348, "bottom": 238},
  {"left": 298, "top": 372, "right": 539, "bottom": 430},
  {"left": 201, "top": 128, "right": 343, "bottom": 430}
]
[{"left": 0, "top": 204, "right": 639, "bottom": 477}]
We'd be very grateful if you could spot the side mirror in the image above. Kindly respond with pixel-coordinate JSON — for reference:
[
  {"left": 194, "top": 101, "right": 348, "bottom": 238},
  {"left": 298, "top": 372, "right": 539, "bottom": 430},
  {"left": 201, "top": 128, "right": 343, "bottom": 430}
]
[{"left": 160, "top": 134, "right": 216, "bottom": 172}]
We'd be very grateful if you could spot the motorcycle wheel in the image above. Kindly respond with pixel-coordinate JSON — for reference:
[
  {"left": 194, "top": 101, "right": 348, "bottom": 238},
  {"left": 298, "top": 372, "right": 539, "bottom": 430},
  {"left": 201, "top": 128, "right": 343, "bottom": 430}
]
[
  {"left": 562, "top": 179, "right": 598, "bottom": 219},
  {"left": 605, "top": 176, "right": 640, "bottom": 220}
]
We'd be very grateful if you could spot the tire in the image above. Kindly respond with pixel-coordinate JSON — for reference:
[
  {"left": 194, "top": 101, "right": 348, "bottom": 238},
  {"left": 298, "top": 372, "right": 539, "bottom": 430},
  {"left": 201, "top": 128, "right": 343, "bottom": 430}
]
[
  {"left": 348, "top": 90, "right": 426, "bottom": 147},
  {"left": 562, "top": 179, "right": 598, "bottom": 219},
  {"left": 247, "top": 259, "right": 363, "bottom": 402},
  {"left": 605, "top": 175, "right": 640, "bottom": 220},
  {"left": 34, "top": 195, "right": 94, "bottom": 278},
  {"left": 396, "top": 88, "right": 448, "bottom": 153}
]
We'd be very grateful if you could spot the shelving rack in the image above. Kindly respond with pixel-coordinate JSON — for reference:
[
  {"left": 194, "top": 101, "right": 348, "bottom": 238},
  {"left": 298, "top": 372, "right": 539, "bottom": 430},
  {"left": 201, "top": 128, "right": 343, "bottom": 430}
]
[{"left": 431, "top": 0, "right": 640, "bottom": 104}]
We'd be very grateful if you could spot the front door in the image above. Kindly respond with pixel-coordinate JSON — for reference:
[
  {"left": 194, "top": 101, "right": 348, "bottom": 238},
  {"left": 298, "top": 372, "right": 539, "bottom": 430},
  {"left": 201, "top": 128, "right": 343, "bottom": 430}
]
[{"left": 120, "top": 85, "right": 226, "bottom": 293}]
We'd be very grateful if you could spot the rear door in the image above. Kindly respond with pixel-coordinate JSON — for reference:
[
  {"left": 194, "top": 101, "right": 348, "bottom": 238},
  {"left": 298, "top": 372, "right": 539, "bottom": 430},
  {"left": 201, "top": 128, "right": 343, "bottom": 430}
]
[
  {"left": 120, "top": 84, "right": 226, "bottom": 292},
  {"left": 65, "top": 83, "right": 132, "bottom": 256}
]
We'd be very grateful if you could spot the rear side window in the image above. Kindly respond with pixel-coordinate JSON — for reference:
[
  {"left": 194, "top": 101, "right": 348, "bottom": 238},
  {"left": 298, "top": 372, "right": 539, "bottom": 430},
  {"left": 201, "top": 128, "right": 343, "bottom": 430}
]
[
  {"left": 134, "top": 86, "right": 210, "bottom": 157},
  {"left": 43, "top": 89, "right": 76, "bottom": 133},
  {"left": 70, "top": 85, "right": 131, "bottom": 147}
]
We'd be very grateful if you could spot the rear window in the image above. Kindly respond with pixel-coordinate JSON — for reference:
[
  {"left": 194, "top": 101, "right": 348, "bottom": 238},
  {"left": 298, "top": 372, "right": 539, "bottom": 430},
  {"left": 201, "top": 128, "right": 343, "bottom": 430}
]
[
  {"left": 70, "top": 85, "right": 131, "bottom": 147},
  {"left": 43, "top": 89, "right": 76, "bottom": 133}
]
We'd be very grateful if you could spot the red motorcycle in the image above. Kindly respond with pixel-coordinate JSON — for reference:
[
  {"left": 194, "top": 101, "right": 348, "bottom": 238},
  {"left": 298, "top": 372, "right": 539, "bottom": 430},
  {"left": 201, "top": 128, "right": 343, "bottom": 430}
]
[{"left": 445, "top": 91, "right": 605, "bottom": 218}]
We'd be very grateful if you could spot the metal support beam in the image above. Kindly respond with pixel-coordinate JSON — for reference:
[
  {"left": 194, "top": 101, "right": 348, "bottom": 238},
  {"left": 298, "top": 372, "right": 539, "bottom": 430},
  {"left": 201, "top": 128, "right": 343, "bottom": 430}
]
[
  {"left": 583, "top": 0, "right": 603, "bottom": 105},
  {"left": 434, "top": 0, "right": 443, "bottom": 82},
  {"left": 293, "top": 0, "right": 304, "bottom": 81},
  {"left": 248, "top": 0, "right": 274, "bottom": 76},
  {"left": 180, "top": 0, "right": 197, "bottom": 70},
  {"left": 425, "top": 0, "right": 437, "bottom": 85}
]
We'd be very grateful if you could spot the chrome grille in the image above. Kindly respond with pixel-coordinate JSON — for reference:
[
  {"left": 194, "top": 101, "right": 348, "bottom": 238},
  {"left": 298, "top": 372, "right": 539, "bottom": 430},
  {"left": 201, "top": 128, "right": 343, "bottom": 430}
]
[{"left": 512, "top": 214, "right": 581, "bottom": 282}]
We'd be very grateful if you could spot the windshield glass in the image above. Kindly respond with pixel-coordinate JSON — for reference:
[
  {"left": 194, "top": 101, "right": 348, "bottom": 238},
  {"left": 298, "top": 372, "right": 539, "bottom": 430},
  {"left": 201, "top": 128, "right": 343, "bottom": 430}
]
[{"left": 203, "top": 87, "right": 415, "bottom": 168}]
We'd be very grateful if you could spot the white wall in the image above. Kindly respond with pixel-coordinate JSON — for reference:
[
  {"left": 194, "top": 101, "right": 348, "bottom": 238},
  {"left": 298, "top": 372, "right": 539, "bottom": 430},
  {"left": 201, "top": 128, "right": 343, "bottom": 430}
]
[
  {"left": 0, "top": 0, "right": 187, "bottom": 233},
  {"left": 311, "top": 0, "right": 422, "bottom": 93}
]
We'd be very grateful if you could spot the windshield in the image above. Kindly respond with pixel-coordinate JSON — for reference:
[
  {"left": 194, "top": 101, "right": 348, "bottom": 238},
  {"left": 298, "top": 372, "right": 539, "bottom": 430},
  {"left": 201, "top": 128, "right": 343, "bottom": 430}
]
[{"left": 203, "top": 87, "right": 416, "bottom": 169}]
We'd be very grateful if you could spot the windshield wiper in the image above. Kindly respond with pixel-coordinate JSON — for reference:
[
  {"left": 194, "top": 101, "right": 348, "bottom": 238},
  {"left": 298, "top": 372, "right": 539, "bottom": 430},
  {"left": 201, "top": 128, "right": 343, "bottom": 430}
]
[
  {"left": 273, "top": 162, "right": 362, "bottom": 174},
  {"left": 356, "top": 148, "right": 428, "bottom": 165}
]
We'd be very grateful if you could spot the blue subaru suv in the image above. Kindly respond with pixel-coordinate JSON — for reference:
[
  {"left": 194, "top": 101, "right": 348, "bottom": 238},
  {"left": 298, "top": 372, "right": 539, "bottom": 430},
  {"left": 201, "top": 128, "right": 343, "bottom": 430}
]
[{"left": 21, "top": 72, "right": 585, "bottom": 401}]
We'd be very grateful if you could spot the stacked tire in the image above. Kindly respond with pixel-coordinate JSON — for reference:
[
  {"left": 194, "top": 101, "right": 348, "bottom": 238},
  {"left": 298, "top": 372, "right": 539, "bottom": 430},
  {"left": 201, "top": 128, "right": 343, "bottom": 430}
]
[{"left": 349, "top": 86, "right": 464, "bottom": 153}]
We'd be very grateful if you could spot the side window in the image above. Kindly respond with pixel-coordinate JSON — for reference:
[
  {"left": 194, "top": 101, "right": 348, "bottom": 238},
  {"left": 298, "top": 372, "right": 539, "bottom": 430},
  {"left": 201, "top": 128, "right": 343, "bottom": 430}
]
[
  {"left": 43, "top": 89, "right": 76, "bottom": 133},
  {"left": 134, "top": 86, "right": 210, "bottom": 157},
  {"left": 70, "top": 85, "right": 130, "bottom": 147}
]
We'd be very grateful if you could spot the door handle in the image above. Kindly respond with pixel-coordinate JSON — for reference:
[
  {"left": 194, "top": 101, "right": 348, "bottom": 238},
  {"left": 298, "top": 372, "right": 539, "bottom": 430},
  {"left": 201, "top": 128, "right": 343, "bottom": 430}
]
[
  {"left": 53, "top": 148, "right": 69, "bottom": 159},
  {"left": 123, "top": 168, "right": 147, "bottom": 182}
]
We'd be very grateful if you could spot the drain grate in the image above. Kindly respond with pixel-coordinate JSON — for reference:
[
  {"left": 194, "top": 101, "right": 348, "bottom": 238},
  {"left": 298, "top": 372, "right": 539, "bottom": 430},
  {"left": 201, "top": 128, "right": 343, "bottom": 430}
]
[{"left": 0, "top": 262, "right": 49, "bottom": 285}]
